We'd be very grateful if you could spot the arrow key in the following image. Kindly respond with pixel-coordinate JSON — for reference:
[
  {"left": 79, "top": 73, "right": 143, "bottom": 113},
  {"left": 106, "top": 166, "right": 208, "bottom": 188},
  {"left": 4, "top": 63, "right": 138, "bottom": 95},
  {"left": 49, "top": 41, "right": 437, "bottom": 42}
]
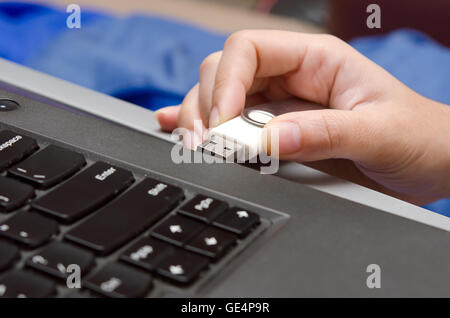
[
  {"left": 213, "top": 207, "right": 260, "bottom": 237},
  {"left": 151, "top": 215, "right": 205, "bottom": 247},
  {"left": 156, "top": 249, "right": 209, "bottom": 285},
  {"left": 186, "top": 227, "right": 237, "bottom": 260}
]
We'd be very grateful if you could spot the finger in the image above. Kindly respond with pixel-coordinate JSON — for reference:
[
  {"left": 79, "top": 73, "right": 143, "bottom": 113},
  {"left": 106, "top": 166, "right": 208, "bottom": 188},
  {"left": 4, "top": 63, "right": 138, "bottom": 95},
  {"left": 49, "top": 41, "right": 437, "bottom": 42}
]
[
  {"left": 177, "top": 84, "right": 202, "bottom": 130},
  {"left": 155, "top": 105, "right": 180, "bottom": 132},
  {"left": 198, "top": 51, "right": 276, "bottom": 126},
  {"left": 177, "top": 84, "right": 205, "bottom": 148},
  {"left": 198, "top": 51, "right": 222, "bottom": 125},
  {"left": 210, "top": 30, "right": 396, "bottom": 127},
  {"left": 263, "top": 108, "right": 396, "bottom": 166}
]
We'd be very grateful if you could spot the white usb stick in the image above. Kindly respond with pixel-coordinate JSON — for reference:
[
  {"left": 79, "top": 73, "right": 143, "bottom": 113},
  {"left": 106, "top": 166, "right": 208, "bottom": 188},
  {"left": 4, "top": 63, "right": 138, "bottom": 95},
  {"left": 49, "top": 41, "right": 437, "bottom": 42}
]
[{"left": 197, "top": 98, "right": 322, "bottom": 161}]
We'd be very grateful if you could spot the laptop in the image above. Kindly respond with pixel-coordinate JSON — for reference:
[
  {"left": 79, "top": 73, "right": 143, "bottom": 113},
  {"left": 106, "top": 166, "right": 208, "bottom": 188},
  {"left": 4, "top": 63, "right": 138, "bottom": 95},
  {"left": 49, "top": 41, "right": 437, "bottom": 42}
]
[{"left": 0, "top": 57, "right": 449, "bottom": 298}]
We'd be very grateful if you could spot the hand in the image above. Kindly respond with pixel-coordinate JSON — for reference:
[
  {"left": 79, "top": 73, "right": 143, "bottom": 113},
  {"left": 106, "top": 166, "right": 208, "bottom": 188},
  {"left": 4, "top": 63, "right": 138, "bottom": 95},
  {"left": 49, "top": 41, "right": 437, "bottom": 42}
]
[{"left": 156, "top": 30, "right": 450, "bottom": 205}]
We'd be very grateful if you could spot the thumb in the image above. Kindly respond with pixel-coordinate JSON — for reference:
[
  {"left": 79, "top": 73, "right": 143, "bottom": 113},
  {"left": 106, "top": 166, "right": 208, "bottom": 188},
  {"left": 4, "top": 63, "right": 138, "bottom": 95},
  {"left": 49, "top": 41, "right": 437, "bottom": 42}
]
[{"left": 264, "top": 109, "right": 388, "bottom": 165}]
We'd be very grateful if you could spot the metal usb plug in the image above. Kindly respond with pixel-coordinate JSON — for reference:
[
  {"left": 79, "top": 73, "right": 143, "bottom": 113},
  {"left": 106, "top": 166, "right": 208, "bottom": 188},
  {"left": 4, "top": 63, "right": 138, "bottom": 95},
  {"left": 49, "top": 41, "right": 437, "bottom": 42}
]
[
  {"left": 197, "top": 135, "right": 244, "bottom": 161},
  {"left": 196, "top": 115, "right": 262, "bottom": 162}
]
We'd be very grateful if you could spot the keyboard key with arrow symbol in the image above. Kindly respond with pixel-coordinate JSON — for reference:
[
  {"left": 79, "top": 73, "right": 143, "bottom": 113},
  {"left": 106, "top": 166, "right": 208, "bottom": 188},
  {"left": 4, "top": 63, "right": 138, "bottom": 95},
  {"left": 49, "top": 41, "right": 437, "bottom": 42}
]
[
  {"left": 151, "top": 215, "right": 205, "bottom": 247},
  {"left": 186, "top": 227, "right": 237, "bottom": 260},
  {"left": 213, "top": 207, "right": 260, "bottom": 237}
]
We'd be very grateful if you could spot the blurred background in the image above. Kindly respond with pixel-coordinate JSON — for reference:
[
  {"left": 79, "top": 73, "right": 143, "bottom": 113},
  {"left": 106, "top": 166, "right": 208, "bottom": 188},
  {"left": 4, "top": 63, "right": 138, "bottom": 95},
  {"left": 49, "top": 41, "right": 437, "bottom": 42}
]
[
  {"left": 1, "top": 0, "right": 450, "bottom": 215},
  {"left": 3, "top": 0, "right": 450, "bottom": 109}
]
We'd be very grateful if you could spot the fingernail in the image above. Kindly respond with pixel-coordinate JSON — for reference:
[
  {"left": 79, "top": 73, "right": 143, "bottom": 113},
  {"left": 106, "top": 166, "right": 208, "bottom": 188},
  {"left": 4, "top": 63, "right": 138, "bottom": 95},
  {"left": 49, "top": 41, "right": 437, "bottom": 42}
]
[
  {"left": 155, "top": 107, "right": 167, "bottom": 114},
  {"left": 209, "top": 107, "right": 220, "bottom": 128},
  {"left": 267, "top": 121, "right": 301, "bottom": 155},
  {"left": 154, "top": 107, "right": 168, "bottom": 119}
]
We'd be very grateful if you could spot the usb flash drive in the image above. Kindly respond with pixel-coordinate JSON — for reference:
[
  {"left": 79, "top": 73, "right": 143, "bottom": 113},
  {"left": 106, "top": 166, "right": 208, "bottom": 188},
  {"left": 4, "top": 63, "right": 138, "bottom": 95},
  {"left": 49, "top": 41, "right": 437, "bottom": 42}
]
[
  {"left": 198, "top": 114, "right": 262, "bottom": 161},
  {"left": 197, "top": 98, "right": 323, "bottom": 161}
]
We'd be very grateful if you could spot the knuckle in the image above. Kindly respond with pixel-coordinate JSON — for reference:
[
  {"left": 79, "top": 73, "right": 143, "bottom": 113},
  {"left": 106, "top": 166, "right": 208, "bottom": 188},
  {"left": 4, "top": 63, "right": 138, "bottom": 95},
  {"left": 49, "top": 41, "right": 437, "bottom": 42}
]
[
  {"left": 319, "top": 34, "right": 351, "bottom": 53},
  {"left": 224, "top": 30, "right": 253, "bottom": 47},
  {"left": 319, "top": 112, "right": 343, "bottom": 153},
  {"left": 320, "top": 33, "right": 343, "bottom": 45}
]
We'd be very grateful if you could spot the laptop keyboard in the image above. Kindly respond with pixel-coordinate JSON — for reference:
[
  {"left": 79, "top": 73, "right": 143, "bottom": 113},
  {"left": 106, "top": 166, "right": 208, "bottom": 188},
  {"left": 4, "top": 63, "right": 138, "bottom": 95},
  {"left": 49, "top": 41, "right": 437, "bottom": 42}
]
[{"left": 0, "top": 129, "right": 263, "bottom": 298}]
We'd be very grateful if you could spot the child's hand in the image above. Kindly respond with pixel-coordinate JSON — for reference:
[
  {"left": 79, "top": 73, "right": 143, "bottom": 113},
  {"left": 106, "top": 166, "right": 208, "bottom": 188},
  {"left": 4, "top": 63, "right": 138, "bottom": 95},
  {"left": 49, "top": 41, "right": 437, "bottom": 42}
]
[{"left": 156, "top": 30, "right": 450, "bottom": 205}]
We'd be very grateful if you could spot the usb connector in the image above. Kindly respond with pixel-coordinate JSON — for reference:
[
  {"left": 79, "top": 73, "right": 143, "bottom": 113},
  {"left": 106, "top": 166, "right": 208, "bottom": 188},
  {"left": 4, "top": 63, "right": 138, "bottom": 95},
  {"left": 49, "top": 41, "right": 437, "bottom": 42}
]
[
  {"left": 197, "top": 135, "right": 244, "bottom": 161},
  {"left": 197, "top": 116, "right": 263, "bottom": 162}
]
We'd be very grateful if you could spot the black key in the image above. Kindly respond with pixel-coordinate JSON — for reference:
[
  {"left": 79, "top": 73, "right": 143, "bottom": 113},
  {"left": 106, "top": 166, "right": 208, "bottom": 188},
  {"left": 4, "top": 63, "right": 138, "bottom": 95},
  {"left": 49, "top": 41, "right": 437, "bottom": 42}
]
[
  {"left": 178, "top": 194, "right": 228, "bottom": 223},
  {"left": 0, "top": 241, "right": 20, "bottom": 271},
  {"left": 0, "top": 211, "right": 58, "bottom": 248},
  {"left": 26, "top": 242, "right": 95, "bottom": 280},
  {"left": 0, "top": 270, "right": 56, "bottom": 298},
  {"left": 151, "top": 215, "right": 205, "bottom": 247},
  {"left": 213, "top": 207, "right": 260, "bottom": 237},
  {"left": 84, "top": 263, "right": 152, "bottom": 298},
  {"left": 9, "top": 145, "right": 85, "bottom": 189},
  {"left": 65, "top": 178, "right": 183, "bottom": 255},
  {"left": 0, "top": 130, "right": 38, "bottom": 171},
  {"left": 156, "top": 249, "right": 209, "bottom": 284},
  {"left": 121, "top": 237, "right": 175, "bottom": 271},
  {"left": 0, "top": 176, "right": 34, "bottom": 212},
  {"left": 32, "top": 162, "right": 134, "bottom": 223},
  {"left": 186, "top": 227, "right": 237, "bottom": 260}
]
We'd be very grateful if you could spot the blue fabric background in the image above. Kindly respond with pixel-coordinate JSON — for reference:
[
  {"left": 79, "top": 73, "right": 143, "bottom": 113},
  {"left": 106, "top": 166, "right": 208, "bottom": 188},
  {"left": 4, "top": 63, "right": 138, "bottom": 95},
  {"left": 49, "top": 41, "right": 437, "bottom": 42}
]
[
  {"left": 1, "top": 2, "right": 449, "bottom": 215},
  {"left": 0, "top": 2, "right": 226, "bottom": 108}
]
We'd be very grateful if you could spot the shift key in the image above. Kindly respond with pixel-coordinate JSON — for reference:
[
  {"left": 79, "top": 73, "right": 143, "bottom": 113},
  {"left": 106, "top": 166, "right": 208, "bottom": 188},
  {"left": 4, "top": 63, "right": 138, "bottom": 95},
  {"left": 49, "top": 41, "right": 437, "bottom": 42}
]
[
  {"left": 32, "top": 162, "right": 134, "bottom": 223},
  {"left": 66, "top": 178, "right": 184, "bottom": 255}
]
